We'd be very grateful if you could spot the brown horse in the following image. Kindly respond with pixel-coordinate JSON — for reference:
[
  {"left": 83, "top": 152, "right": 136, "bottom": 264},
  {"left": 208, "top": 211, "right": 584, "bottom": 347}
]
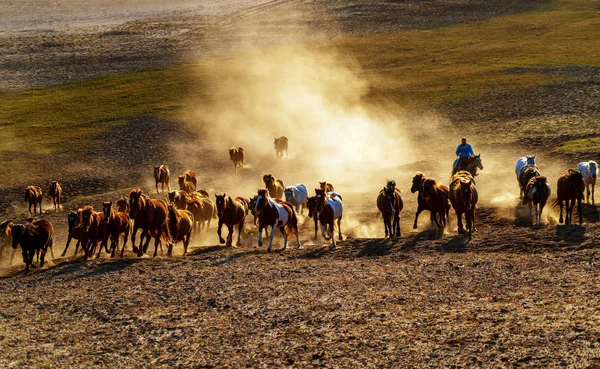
[
  {"left": 154, "top": 165, "right": 170, "bottom": 194},
  {"left": 376, "top": 180, "right": 403, "bottom": 238},
  {"left": 263, "top": 174, "right": 285, "bottom": 199},
  {"left": 524, "top": 176, "right": 551, "bottom": 225},
  {"left": 102, "top": 202, "right": 131, "bottom": 258},
  {"left": 48, "top": 181, "right": 62, "bottom": 210},
  {"left": 449, "top": 171, "right": 479, "bottom": 234},
  {"left": 186, "top": 196, "right": 217, "bottom": 235},
  {"left": 178, "top": 174, "right": 196, "bottom": 194},
  {"left": 319, "top": 181, "right": 334, "bottom": 192},
  {"left": 274, "top": 136, "right": 288, "bottom": 159},
  {"left": 306, "top": 196, "right": 320, "bottom": 239},
  {"left": 80, "top": 206, "right": 107, "bottom": 259},
  {"left": 167, "top": 205, "right": 194, "bottom": 256},
  {"left": 169, "top": 190, "right": 189, "bottom": 209},
  {"left": 12, "top": 219, "right": 54, "bottom": 273},
  {"left": 116, "top": 198, "right": 129, "bottom": 213},
  {"left": 422, "top": 179, "right": 451, "bottom": 230},
  {"left": 555, "top": 169, "right": 585, "bottom": 225},
  {"left": 129, "top": 188, "right": 170, "bottom": 257},
  {"left": 254, "top": 189, "right": 300, "bottom": 251},
  {"left": 60, "top": 210, "right": 84, "bottom": 257},
  {"left": 229, "top": 147, "right": 245, "bottom": 172},
  {"left": 314, "top": 189, "right": 343, "bottom": 247},
  {"left": 452, "top": 154, "right": 484, "bottom": 178},
  {"left": 0, "top": 220, "right": 17, "bottom": 264},
  {"left": 24, "top": 186, "right": 43, "bottom": 215},
  {"left": 214, "top": 194, "right": 248, "bottom": 247},
  {"left": 519, "top": 165, "right": 541, "bottom": 199}
]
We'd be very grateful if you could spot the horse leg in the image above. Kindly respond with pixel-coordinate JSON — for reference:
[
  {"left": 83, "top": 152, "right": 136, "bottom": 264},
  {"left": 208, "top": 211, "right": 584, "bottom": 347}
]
[
  {"left": 456, "top": 211, "right": 465, "bottom": 233},
  {"left": 337, "top": 217, "right": 343, "bottom": 241},
  {"left": 319, "top": 220, "right": 329, "bottom": 240},
  {"left": 313, "top": 217, "right": 318, "bottom": 240},
  {"left": 280, "top": 227, "right": 288, "bottom": 251},
  {"left": 592, "top": 181, "right": 596, "bottom": 204},
  {"left": 586, "top": 183, "right": 591, "bottom": 203},
  {"left": 383, "top": 216, "right": 389, "bottom": 238},
  {"left": 131, "top": 225, "right": 140, "bottom": 254},
  {"left": 267, "top": 223, "right": 278, "bottom": 252},
  {"left": 61, "top": 235, "right": 72, "bottom": 257},
  {"left": 236, "top": 221, "right": 243, "bottom": 247},
  {"left": 217, "top": 219, "right": 226, "bottom": 244},
  {"left": 153, "top": 234, "right": 161, "bottom": 258},
  {"left": 257, "top": 223, "right": 264, "bottom": 247},
  {"left": 330, "top": 221, "right": 337, "bottom": 247},
  {"left": 226, "top": 224, "right": 234, "bottom": 247},
  {"left": 558, "top": 201, "right": 564, "bottom": 224},
  {"left": 394, "top": 211, "right": 401, "bottom": 237},
  {"left": 578, "top": 197, "right": 583, "bottom": 225}
]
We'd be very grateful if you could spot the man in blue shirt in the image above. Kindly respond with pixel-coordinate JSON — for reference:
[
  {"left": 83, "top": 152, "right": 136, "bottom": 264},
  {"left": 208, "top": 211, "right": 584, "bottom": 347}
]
[{"left": 455, "top": 137, "right": 474, "bottom": 170}]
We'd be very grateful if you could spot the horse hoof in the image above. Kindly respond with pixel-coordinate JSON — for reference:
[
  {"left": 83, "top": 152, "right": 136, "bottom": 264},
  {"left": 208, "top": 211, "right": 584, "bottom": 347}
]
[
  {"left": 412, "top": 224, "right": 417, "bottom": 230},
  {"left": 219, "top": 238, "right": 226, "bottom": 244},
  {"left": 258, "top": 241, "right": 263, "bottom": 247},
  {"left": 236, "top": 241, "right": 242, "bottom": 247},
  {"left": 559, "top": 217, "right": 564, "bottom": 224}
]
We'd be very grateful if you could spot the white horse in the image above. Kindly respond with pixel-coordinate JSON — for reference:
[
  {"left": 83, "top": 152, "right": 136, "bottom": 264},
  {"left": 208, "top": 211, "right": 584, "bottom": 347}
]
[
  {"left": 515, "top": 155, "right": 536, "bottom": 197},
  {"left": 254, "top": 190, "right": 300, "bottom": 252},
  {"left": 284, "top": 184, "right": 308, "bottom": 214},
  {"left": 315, "top": 189, "right": 344, "bottom": 247},
  {"left": 577, "top": 161, "right": 597, "bottom": 204}
]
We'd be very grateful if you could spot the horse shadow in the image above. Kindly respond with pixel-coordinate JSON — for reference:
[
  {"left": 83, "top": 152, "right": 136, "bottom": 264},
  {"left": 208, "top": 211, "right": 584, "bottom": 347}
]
[
  {"left": 356, "top": 238, "right": 396, "bottom": 257},
  {"left": 399, "top": 229, "right": 443, "bottom": 252},
  {"left": 582, "top": 203, "right": 600, "bottom": 223},
  {"left": 299, "top": 243, "right": 337, "bottom": 259},
  {"left": 554, "top": 224, "right": 587, "bottom": 245},
  {"left": 187, "top": 245, "right": 229, "bottom": 256},
  {"left": 213, "top": 249, "right": 265, "bottom": 266},
  {"left": 440, "top": 234, "right": 471, "bottom": 253}
]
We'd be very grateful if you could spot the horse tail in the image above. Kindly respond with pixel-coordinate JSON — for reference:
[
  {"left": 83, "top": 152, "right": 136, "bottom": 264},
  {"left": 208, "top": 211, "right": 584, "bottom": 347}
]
[
  {"left": 285, "top": 208, "right": 298, "bottom": 237},
  {"left": 376, "top": 211, "right": 381, "bottom": 219}
]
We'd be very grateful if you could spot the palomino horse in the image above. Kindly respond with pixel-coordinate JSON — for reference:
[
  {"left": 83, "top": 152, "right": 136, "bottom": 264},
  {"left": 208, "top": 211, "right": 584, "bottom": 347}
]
[
  {"left": 577, "top": 161, "right": 597, "bottom": 204},
  {"left": 80, "top": 206, "right": 107, "bottom": 259},
  {"left": 524, "top": 176, "right": 551, "bottom": 225},
  {"left": 452, "top": 154, "right": 484, "bottom": 177},
  {"left": 12, "top": 219, "right": 54, "bottom": 273},
  {"left": 274, "top": 136, "right": 288, "bottom": 159},
  {"left": 519, "top": 165, "right": 541, "bottom": 199},
  {"left": 449, "top": 171, "right": 479, "bottom": 234},
  {"left": 167, "top": 205, "right": 193, "bottom": 256},
  {"left": 422, "top": 179, "right": 451, "bottom": 230},
  {"left": 319, "top": 181, "right": 334, "bottom": 192},
  {"left": 376, "top": 180, "right": 403, "bottom": 238},
  {"left": 24, "top": 186, "right": 43, "bottom": 215},
  {"left": 284, "top": 184, "right": 308, "bottom": 214},
  {"left": 214, "top": 194, "right": 248, "bottom": 247},
  {"left": 129, "top": 188, "right": 170, "bottom": 257},
  {"left": 314, "top": 189, "right": 343, "bottom": 247},
  {"left": 60, "top": 210, "right": 84, "bottom": 257},
  {"left": 154, "top": 165, "right": 170, "bottom": 194},
  {"left": 254, "top": 189, "right": 300, "bottom": 251},
  {"left": 263, "top": 174, "right": 285, "bottom": 199},
  {"left": 229, "top": 147, "right": 245, "bottom": 172},
  {"left": 102, "top": 202, "right": 131, "bottom": 258},
  {"left": 116, "top": 198, "right": 129, "bottom": 213},
  {"left": 555, "top": 169, "right": 585, "bottom": 225},
  {"left": 48, "top": 181, "right": 62, "bottom": 210}
]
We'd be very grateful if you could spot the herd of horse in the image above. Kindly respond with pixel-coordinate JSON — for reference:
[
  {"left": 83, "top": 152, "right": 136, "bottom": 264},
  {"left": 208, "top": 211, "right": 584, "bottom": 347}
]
[{"left": 0, "top": 147, "right": 598, "bottom": 273}]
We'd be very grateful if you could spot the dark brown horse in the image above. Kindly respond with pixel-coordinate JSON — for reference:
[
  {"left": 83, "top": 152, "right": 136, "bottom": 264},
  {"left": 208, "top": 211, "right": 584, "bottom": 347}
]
[
  {"left": 229, "top": 147, "right": 245, "bottom": 172},
  {"left": 452, "top": 154, "right": 484, "bottom": 178},
  {"left": 263, "top": 174, "right": 285, "bottom": 199},
  {"left": 154, "top": 165, "right": 170, "bottom": 194},
  {"left": 376, "top": 180, "right": 403, "bottom": 238},
  {"left": 116, "top": 198, "right": 129, "bottom": 213},
  {"left": 48, "top": 181, "right": 62, "bottom": 210},
  {"left": 24, "top": 186, "right": 43, "bottom": 215},
  {"left": 519, "top": 165, "right": 541, "bottom": 199},
  {"left": 80, "top": 206, "right": 107, "bottom": 259},
  {"left": 167, "top": 205, "right": 194, "bottom": 256},
  {"left": 555, "top": 169, "right": 585, "bottom": 225},
  {"left": 314, "top": 189, "right": 343, "bottom": 247},
  {"left": 274, "top": 136, "right": 288, "bottom": 159},
  {"left": 214, "top": 194, "right": 248, "bottom": 247},
  {"left": 422, "top": 179, "right": 451, "bottom": 230},
  {"left": 12, "top": 219, "right": 54, "bottom": 273},
  {"left": 306, "top": 196, "right": 320, "bottom": 239},
  {"left": 60, "top": 210, "right": 84, "bottom": 257},
  {"left": 128, "top": 188, "right": 170, "bottom": 257},
  {"left": 524, "top": 176, "right": 551, "bottom": 225},
  {"left": 319, "top": 181, "right": 334, "bottom": 192},
  {"left": 449, "top": 171, "right": 478, "bottom": 234},
  {"left": 254, "top": 189, "right": 300, "bottom": 251},
  {"left": 102, "top": 202, "right": 131, "bottom": 258},
  {"left": 411, "top": 172, "right": 433, "bottom": 229}
]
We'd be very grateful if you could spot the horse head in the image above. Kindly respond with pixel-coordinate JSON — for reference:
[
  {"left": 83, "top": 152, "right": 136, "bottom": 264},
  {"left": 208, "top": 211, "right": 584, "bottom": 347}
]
[
  {"left": 474, "top": 154, "right": 484, "bottom": 170},
  {"left": 263, "top": 174, "right": 274, "bottom": 188},
  {"left": 116, "top": 198, "right": 128, "bottom": 213},
  {"left": 315, "top": 189, "right": 326, "bottom": 213},
  {"left": 81, "top": 206, "right": 94, "bottom": 232},
  {"left": 284, "top": 188, "right": 294, "bottom": 203},
  {"left": 385, "top": 181, "right": 397, "bottom": 214},
  {"left": 254, "top": 189, "right": 269, "bottom": 215},
  {"left": 411, "top": 173, "right": 424, "bottom": 194},
  {"left": 422, "top": 179, "right": 437, "bottom": 201},
  {"left": 50, "top": 181, "right": 58, "bottom": 194},
  {"left": 167, "top": 190, "right": 177, "bottom": 203},
  {"left": 24, "top": 187, "right": 32, "bottom": 201},
  {"left": 214, "top": 193, "right": 227, "bottom": 218},
  {"left": 11, "top": 224, "right": 27, "bottom": 249},
  {"left": 128, "top": 188, "right": 144, "bottom": 219},
  {"left": 307, "top": 196, "right": 317, "bottom": 218},
  {"left": 154, "top": 166, "right": 161, "bottom": 180},
  {"left": 319, "top": 181, "right": 327, "bottom": 190},
  {"left": 102, "top": 202, "right": 113, "bottom": 223},
  {"left": 526, "top": 155, "right": 536, "bottom": 165},
  {"left": 67, "top": 212, "right": 79, "bottom": 233},
  {"left": 534, "top": 176, "right": 547, "bottom": 194}
]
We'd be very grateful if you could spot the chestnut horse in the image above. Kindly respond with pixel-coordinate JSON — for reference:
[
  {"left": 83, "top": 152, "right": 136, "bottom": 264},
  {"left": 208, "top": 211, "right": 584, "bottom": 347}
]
[
  {"left": 376, "top": 180, "right": 403, "bottom": 238},
  {"left": 24, "top": 186, "right": 43, "bottom": 215},
  {"left": 102, "top": 202, "right": 131, "bottom": 258},
  {"left": 48, "top": 181, "right": 62, "bottom": 210},
  {"left": 449, "top": 171, "right": 479, "bottom": 234},
  {"left": 80, "top": 206, "right": 106, "bottom": 260},
  {"left": 314, "top": 189, "right": 343, "bottom": 247},
  {"left": 422, "top": 178, "right": 451, "bottom": 230},
  {"left": 129, "top": 188, "right": 170, "bottom": 257},
  {"left": 167, "top": 205, "right": 194, "bottom": 255},
  {"left": 186, "top": 196, "right": 217, "bottom": 235},
  {"left": 263, "top": 174, "right": 285, "bottom": 199},
  {"left": 254, "top": 189, "right": 300, "bottom": 251},
  {"left": 0, "top": 220, "right": 17, "bottom": 264},
  {"left": 319, "top": 181, "right": 334, "bottom": 192},
  {"left": 214, "top": 194, "right": 248, "bottom": 247},
  {"left": 60, "top": 210, "right": 84, "bottom": 257},
  {"left": 116, "top": 198, "right": 129, "bottom": 213},
  {"left": 12, "top": 219, "right": 54, "bottom": 273},
  {"left": 555, "top": 169, "right": 585, "bottom": 225},
  {"left": 229, "top": 147, "right": 245, "bottom": 172},
  {"left": 154, "top": 165, "right": 170, "bottom": 194},
  {"left": 178, "top": 171, "right": 197, "bottom": 194},
  {"left": 274, "top": 136, "right": 288, "bottom": 159},
  {"left": 524, "top": 176, "right": 551, "bottom": 225}
]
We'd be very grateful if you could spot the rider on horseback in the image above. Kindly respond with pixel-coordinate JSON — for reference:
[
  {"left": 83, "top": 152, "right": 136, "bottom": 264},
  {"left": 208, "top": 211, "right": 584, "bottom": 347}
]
[{"left": 455, "top": 137, "right": 474, "bottom": 171}]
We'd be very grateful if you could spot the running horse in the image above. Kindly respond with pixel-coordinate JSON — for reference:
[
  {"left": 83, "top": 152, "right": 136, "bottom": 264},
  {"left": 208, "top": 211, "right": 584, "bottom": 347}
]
[
  {"left": 178, "top": 170, "right": 197, "bottom": 194},
  {"left": 128, "top": 188, "right": 170, "bottom": 257},
  {"left": 519, "top": 165, "right": 541, "bottom": 199},
  {"left": 48, "top": 181, "right": 63, "bottom": 210},
  {"left": 80, "top": 206, "right": 107, "bottom": 260},
  {"left": 284, "top": 184, "right": 308, "bottom": 214},
  {"left": 60, "top": 210, "right": 84, "bottom": 257},
  {"left": 11, "top": 219, "right": 54, "bottom": 273},
  {"left": 154, "top": 165, "right": 170, "bottom": 194},
  {"left": 24, "top": 186, "right": 43, "bottom": 215},
  {"left": 410, "top": 172, "right": 433, "bottom": 229},
  {"left": 376, "top": 180, "right": 403, "bottom": 238},
  {"left": 524, "top": 176, "right": 551, "bottom": 226},
  {"left": 214, "top": 194, "right": 248, "bottom": 247},
  {"left": 167, "top": 205, "right": 194, "bottom": 256},
  {"left": 263, "top": 174, "right": 285, "bottom": 199},
  {"left": 421, "top": 178, "right": 451, "bottom": 230},
  {"left": 449, "top": 171, "right": 479, "bottom": 234},
  {"left": 229, "top": 147, "right": 245, "bottom": 172},
  {"left": 319, "top": 181, "right": 334, "bottom": 192},
  {"left": 254, "top": 189, "right": 300, "bottom": 251},
  {"left": 452, "top": 154, "right": 484, "bottom": 177},
  {"left": 577, "top": 161, "right": 597, "bottom": 204},
  {"left": 515, "top": 155, "right": 537, "bottom": 198},
  {"left": 555, "top": 169, "right": 585, "bottom": 225},
  {"left": 0, "top": 220, "right": 17, "bottom": 264},
  {"left": 274, "top": 136, "right": 288, "bottom": 159},
  {"left": 102, "top": 202, "right": 131, "bottom": 258},
  {"left": 314, "top": 189, "right": 343, "bottom": 247}
]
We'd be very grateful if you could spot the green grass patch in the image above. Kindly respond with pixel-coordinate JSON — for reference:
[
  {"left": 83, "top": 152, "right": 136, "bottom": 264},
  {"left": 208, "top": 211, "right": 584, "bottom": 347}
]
[{"left": 555, "top": 136, "right": 600, "bottom": 154}]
